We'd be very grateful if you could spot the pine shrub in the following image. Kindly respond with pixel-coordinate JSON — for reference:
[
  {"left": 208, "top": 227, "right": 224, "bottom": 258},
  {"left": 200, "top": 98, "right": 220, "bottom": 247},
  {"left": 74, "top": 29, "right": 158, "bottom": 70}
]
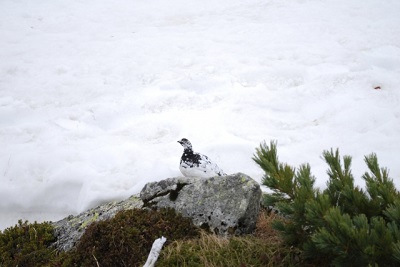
[{"left": 253, "top": 141, "right": 400, "bottom": 266}]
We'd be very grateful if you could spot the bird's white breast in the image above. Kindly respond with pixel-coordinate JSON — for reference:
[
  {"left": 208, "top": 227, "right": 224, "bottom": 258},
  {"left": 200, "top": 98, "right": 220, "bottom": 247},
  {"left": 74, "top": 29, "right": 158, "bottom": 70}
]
[{"left": 179, "top": 161, "right": 220, "bottom": 178}]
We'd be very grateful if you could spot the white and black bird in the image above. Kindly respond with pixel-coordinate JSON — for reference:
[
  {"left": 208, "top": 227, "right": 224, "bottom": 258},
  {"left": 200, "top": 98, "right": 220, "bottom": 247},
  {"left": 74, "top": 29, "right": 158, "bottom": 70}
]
[{"left": 177, "top": 138, "right": 226, "bottom": 178}]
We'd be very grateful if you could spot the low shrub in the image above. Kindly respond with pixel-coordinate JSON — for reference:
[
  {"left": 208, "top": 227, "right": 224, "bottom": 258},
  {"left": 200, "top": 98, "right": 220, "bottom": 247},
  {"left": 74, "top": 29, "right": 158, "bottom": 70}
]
[
  {"left": 0, "top": 220, "right": 56, "bottom": 267},
  {"left": 1, "top": 208, "right": 200, "bottom": 267},
  {"left": 66, "top": 207, "right": 200, "bottom": 267}
]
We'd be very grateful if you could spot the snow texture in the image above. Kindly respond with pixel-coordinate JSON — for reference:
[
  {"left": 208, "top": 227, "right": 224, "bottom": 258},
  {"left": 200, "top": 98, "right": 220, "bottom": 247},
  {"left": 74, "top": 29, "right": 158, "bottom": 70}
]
[{"left": 1, "top": 0, "right": 400, "bottom": 229}]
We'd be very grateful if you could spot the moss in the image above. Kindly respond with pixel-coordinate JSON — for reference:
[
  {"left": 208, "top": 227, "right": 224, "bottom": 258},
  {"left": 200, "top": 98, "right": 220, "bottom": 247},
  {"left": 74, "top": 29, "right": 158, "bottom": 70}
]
[
  {"left": 0, "top": 220, "right": 57, "bottom": 267},
  {"left": 66, "top": 207, "right": 200, "bottom": 267},
  {"left": 78, "top": 212, "right": 99, "bottom": 230}
]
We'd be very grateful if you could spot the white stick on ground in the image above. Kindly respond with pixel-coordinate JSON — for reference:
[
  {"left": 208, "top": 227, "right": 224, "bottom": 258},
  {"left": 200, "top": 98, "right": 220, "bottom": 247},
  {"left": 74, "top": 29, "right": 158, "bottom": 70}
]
[{"left": 143, "top": 236, "right": 167, "bottom": 267}]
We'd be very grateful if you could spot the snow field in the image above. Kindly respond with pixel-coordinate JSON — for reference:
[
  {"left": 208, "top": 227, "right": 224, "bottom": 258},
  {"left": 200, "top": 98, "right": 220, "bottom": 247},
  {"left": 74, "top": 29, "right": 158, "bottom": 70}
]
[{"left": 1, "top": 0, "right": 399, "bottom": 229}]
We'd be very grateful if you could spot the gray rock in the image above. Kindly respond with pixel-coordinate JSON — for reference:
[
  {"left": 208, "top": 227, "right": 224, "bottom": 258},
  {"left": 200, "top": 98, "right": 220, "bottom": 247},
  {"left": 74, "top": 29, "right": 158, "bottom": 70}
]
[
  {"left": 140, "top": 173, "right": 261, "bottom": 235},
  {"left": 52, "top": 195, "right": 143, "bottom": 251},
  {"left": 52, "top": 173, "right": 261, "bottom": 251}
]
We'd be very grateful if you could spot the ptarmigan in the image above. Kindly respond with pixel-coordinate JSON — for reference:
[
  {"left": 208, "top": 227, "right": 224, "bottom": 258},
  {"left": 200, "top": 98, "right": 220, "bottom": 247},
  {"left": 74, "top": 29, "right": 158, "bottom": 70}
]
[{"left": 178, "top": 138, "right": 226, "bottom": 178}]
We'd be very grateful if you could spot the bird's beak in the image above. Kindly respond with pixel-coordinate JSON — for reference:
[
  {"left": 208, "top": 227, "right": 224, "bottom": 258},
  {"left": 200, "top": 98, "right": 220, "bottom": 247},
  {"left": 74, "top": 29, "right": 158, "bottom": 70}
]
[{"left": 177, "top": 140, "right": 182, "bottom": 144}]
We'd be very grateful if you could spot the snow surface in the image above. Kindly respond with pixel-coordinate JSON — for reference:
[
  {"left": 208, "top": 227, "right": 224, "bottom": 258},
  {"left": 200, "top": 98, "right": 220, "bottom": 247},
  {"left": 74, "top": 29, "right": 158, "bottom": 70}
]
[{"left": 1, "top": 0, "right": 399, "bottom": 230}]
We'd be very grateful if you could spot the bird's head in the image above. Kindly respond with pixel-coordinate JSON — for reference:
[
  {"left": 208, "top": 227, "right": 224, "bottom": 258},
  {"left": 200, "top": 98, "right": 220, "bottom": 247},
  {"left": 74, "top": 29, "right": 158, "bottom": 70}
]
[{"left": 178, "top": 138, "right": 192, "bottom": 150}]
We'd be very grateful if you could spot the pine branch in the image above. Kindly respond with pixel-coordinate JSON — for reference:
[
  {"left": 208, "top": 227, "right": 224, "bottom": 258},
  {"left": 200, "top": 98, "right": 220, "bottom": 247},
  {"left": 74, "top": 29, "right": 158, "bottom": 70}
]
[
  {"left": 384, "top": 200, "right": 400, "bottom": 224},
  {"left": 323, "top": 148, "right": 354, "bottom": 189},
  {"left": 253, "top": 141, "right": 295, "bottom": 199},
  {"left": 363, "top": 153, "right": 399, "bottom": 214}
]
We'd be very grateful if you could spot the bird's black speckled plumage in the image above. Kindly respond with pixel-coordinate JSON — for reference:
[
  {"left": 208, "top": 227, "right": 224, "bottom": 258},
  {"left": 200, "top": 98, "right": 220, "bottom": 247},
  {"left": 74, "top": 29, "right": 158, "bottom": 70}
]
[{"left": 178, "top": 138, "right": 226, "bottom": 178}]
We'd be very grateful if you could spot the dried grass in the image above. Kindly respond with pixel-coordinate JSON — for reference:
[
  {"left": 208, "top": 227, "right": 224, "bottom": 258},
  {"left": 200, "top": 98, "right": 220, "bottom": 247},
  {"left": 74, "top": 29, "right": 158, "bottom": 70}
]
[
  {"left": 254, "top": 209, "right": 282, "bottom": 243},
  {"left": 157, "top": 209, "right": 301, "bottom": 267}
]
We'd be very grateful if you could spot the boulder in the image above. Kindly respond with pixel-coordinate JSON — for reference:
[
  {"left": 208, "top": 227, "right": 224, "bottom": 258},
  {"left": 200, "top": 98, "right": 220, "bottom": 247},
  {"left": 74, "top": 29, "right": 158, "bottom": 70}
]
[
  {"left": 52, "top": 173, "right": 261, "bottom": 251},
  {"left": 140, "top": 173, "right": 261, "bottom": 235}
]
